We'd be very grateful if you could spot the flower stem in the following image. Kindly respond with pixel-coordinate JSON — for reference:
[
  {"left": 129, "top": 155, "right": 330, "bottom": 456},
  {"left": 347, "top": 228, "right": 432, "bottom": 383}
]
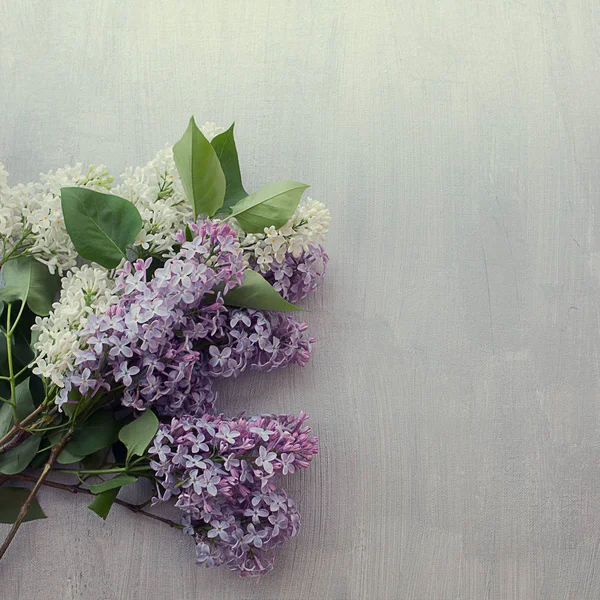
[
  {"left": 0, "top": 427, "right": 74, "bottom": 561},
  {"left": 7, "top": 300, "right": 27, "bottom": 336},
  {"left": 0, "top": 405, "right": 57, "bottom": 456},
  {"left": 54, "top": 466, "right": 153, "bottom": 475},
  {"left": 5, "top": 304, "right": 17, "bottom": 423},
  {"left": 5, "top": 473, "right": 181, "bottom": 530},
  {"left": 0, "top": 403, "right": 46, "bottom": 448},
  {"left": 0, "top": 230, "right": 32, "bottom": 269},
  {"left": 0, "top": 429, "right": 29, "bottom": 456}
]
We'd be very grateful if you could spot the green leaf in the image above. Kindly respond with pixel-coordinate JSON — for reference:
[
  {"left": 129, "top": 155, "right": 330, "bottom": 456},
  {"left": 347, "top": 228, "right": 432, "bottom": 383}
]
[
  {"left": 55, "top": 445, "right": 86, "bottom": 465},
  {"left": 211, "top": 123, "right": 247, "bottom": 213},
  {"left": 0, "top": 377, "right": 38, "bottom": 445},
  {"left": 0, "top": 434, "right": 41, "bottom": 474},
  {"left": 14, "top": 378, "right": 36, "bottom": 421},
  {"left": 173, "top": 116, "right": 226, "bottom": 218},
  {"left": 0, "top": 487, "right": 46, "bottom": 523},
  {"left": 224, "top": 270, "right": 302, "bottom": 311},
  {"left": 118, "top": 409, "right": 158, "bottom": 461},
  {"left": 57, "top": 410, "right": 120, "bottom": 464},
  {"left": 10, "top": 327, "right": 35, "bottom": 370},
  {"left": 89, "top": 475, "right": 137, "bottom": 495},
  {"left": 0, "top": 257, "right": 59, "bottom": 316},
  {"left": 61, "top": 187, "right": 143, "bottom": 269},
  {"left": 87, "top": 487, "right": 119, "bottom": 520},
  {"left": 227, "top": 180, "right": 308, "bottom": 234},
  {"left": 0, "top": 402, "right": 13, "bottom": 438}
]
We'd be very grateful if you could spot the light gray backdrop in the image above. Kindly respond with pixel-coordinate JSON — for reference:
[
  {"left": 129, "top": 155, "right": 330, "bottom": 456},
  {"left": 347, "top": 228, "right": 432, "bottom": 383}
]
[{"left": 1, "top": 1, "right": 600, "bottom": 599}]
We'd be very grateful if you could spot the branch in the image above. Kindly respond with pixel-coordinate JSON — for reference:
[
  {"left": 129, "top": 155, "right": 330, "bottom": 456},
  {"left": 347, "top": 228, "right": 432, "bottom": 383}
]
[
  {"left": 0, "top": 427, "right": 74, "bottom": 560},
  {"left": 6, "top": 473, "right": 181, "bottom": 530},
  {"left": 0, "top": 429, "right": 30, "bottom": 456},
  {"left": 0, "top": 405, "right": 58, "bottom": 455}
]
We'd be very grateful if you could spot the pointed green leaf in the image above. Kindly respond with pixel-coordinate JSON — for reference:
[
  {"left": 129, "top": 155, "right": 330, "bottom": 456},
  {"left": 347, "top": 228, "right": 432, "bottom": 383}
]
[
  {"left": 227, "top": 180, "right": 308, "bottom": 233},
  {"left": 57, "top": 410, "right": 120, "bottom": 464},
  {"left": 211, "top": 123, "right": 247, "bottom": 213},
  {"left": 224, "top": 270, "right": 302, "bottom": 311},
  {"left": 87, "top": 487, "right": 119, "bottom": 520},
  {"left": 0, "top": 257, "right": 59, "bottom": 316},
  {"left": 0, "top": 434, "right": 41, "bottom": 474},
  {"left": 61, "top": 187, "right": 143, "bottom": 269},
  {"left": 118, "top": 409, "right": 159, "bottom": 460},
  {"left": 89, "top": 475, "right": 137, "bottom": 495},
  {"left": 0, "top": 487, "right": 46, "bottom": 523},
  {"left": 173, "top": 117, "right": 226, "bottom": 218}
]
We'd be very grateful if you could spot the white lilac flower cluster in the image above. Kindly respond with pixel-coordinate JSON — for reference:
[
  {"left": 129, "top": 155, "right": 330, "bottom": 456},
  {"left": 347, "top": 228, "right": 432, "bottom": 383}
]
[
  {"left": 112, "top": 146, "right": 193, "bottom": 257},
  {"left": 0, "top": 123, "right": 223, "bottom": 275},
  {"left": 31, "top": 265, "right": 119, "bottom": 387},
  {"left": 238, "top": 197, "right": 330, "bottom": 271},
  {"left": 0, "top": 162, "right": 113, "bottom": 274}
]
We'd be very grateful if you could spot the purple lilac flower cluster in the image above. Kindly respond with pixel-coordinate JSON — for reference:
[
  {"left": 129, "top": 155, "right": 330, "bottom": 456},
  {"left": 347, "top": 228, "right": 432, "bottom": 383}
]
[
  {"left": 211, "top": 308, "right": 314, "bottom": 375},
  {"left": 149, "top": 412, "right": 318, "bottom": 577},
  {"left": 60, "top": 220, "right": 314, "bottom": 417},
  {"left": 255, "top": 245, "right": 329, "bottom": 303}
]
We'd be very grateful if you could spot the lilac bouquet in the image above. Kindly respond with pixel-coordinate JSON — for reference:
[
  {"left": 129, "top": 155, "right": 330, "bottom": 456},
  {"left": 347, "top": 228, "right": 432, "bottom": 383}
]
[{"left": 0, "top": 118, "right": 329, "bottom": 576}]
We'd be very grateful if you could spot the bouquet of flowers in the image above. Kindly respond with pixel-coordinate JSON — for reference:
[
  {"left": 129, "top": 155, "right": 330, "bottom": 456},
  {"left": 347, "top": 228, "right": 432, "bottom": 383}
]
[{"left": 0, "top": 118, "right": 329, "bottom": 577}]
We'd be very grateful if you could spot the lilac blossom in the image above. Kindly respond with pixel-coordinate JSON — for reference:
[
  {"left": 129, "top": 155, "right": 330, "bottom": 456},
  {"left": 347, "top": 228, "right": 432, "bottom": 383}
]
[
  {"left": 256, "top": 446, "right": 277, "bottom": 474},
  {"left": 58, "top": 220, "right": 315, "bottom": 417},
  {"left": 148, "top": 412, "right": 318, "bottom": 577},
  {"left": 254, "top": 244, "right": 328, "bottom": 303},
  {"left": 214, "top": 308, "right": 314, "bottom": 375},
  {"left": 280, "top": 453, "right": 295, "bottom": 475}
]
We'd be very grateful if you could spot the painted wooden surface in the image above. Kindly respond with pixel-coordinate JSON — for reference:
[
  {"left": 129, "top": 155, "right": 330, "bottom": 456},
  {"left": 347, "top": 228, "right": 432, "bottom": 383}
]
[{"left": 1, "top": 1, "right": 600, "bottom": 598}]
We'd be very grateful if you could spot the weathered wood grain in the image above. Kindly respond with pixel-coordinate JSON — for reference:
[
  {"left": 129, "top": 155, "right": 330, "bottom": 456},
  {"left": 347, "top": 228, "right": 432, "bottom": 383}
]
[{"left": 1, "top": 1, "right": 600, "bottom": 598}]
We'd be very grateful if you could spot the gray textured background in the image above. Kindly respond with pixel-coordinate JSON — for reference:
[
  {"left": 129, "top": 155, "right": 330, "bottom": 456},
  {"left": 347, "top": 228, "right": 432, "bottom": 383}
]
[{"left": 1, "top": 1, "right": 600, "bottom": 599}]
